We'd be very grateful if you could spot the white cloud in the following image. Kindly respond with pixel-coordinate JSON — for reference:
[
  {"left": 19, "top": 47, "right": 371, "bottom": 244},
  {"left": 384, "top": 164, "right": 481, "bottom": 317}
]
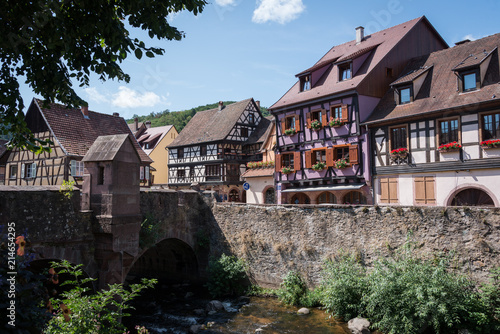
[
  {"left": 84, "top": 87, "right": 108, "bottom": 104},
  {"left": 462, "top": 34, "right": 479, "bottom": 41},
  {"left": 215, "top": 0, "right": 236, "bottom": 6},
  {"left": 111, "top": 86, "right": 163, "bottom": 108},
  {"left": 252, "top": 0, "right": 305, "bottom": 24}
]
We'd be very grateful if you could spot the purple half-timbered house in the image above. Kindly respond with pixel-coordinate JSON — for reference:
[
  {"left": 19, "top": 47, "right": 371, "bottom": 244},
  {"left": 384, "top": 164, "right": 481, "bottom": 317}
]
[{"left": 269, "top": 16, "right": 448, "bottom": 204}]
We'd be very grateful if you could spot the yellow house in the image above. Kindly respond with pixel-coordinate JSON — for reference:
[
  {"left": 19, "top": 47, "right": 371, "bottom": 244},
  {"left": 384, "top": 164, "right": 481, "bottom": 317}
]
[{"left": 134, "top": 122, "right": 178, "bottom": 185}]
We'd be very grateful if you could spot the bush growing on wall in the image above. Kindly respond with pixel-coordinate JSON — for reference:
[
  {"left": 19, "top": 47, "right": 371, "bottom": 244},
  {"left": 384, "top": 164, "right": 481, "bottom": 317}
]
[
  {"left": 206, "top": 254, "right": 248, "bottom": 298},
  {"left": 277, "top": 271, "right": 322, "bottom": 308}
]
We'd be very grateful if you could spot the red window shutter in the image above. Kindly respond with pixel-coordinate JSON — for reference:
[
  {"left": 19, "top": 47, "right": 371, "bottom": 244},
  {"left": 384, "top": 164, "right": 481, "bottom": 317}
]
[
  {"left": 281, "top": 118, "right": 286, "bottom": 134},
  {"left": 295, "top": 118, "right": 301, "bottom": 132},
  {"left": 341, "top": 104, "right": 349, "bottom": 123},
  {"left": 306, "top": 113, "right": 311, "bottom": 129},
  {"left": 275, "top": 154, "right": 282, "bottom": 172},
  {"left": 380, "top": 177, "right": 389, "bottom": 203},
  {"left": 321, "top": 109, "right": 328, "bottom": 126},
  {"left": 349, "top": 145, "right": 359, "bottom": 164},
  {"left": 326, "top": 148, "right": 334, "bottom": 167},
  {"left": 305, "top": 151, "right": 312, "bottom": 169},
  {"left": 293, "top": 151, "right": 301, "bottom": 171}
]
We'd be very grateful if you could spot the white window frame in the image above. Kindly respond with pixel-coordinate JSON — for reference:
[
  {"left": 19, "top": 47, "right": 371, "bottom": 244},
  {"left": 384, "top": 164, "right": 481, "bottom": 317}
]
[
  {"left": 23, "top": 162, "right": 37, "bottom": 179},
  {"left": 70, "top": 160, "right": 84, "bottom": 177}
]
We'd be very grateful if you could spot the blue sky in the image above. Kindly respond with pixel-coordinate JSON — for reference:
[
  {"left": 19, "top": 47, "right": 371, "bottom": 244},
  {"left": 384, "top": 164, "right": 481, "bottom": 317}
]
[{"left": 18, "top": 0, "right": 500, "bottom": 120}]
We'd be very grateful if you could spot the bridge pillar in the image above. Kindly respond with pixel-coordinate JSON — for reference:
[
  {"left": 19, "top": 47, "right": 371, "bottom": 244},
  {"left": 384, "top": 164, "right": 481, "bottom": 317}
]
[{"left": 82, "top": 134, "right": 143, "bottom": 289}]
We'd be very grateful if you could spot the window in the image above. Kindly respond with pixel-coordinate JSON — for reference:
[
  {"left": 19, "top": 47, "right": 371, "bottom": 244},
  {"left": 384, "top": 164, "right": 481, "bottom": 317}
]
[
  {"left": 300, "top": 75, "right": 311, "bottom": 91},
  {"left": 379, "top": 177, "right": 398, "bottom": 204},
  {"left": 339, "top": 63, "right": 352, "bottom": 81},
  {"left": 70, "top": 160, "right": 84, "bottom": 177},
  {"left": 265, "top": 188, "right": 275, "bottom": 204},
  {"left": 200, "top": 145, "right": 207, "bottom": 156},
  {"left": 386, "top": 67, "right": 393, "bottom": 77},
  {"left": 145, "top": 166, "right": 150, "bottom": 181},
  {"left": 206, "top": 164, "right": 220, "bottom": 176},
  {"left": 390, "top": 125, "right": 407, "bottom": 151},
  {"left": 336, "top": 146, "right": 350, "bottom": 160},
  {"left": 9, "top": 165, "right": 17, "bottom": 179},
  {"left": 240, "top": 127, "right": 248, "bottom": 137},
  {"left": 276, "top": 152, "right": 301, "bottom": 172},
  {"left": 307, "top": 109, "right": 326, "bottom": 129},
  {"left": 400, "top": 87, "right": 411, "bottom": 104},
  {"left": 189, "top": 166, "right": 195, "bottom": 179},
  {"left": 177, "top": 148, "right": 184, "bottom": 159},
  {"left": 144, "top": 143, "right": 150, "bottom": 149},
  {"left": 438, "top": 118, "right": 459, "bottom": 145},
  {"left": 317, "top": 192, "right": 336, "bottom": 204},
  {"left": 460, "top": 70, "right": 479, "bottom": 92},
  {"left": 343, "top": 191, "right": 366, "bottom": 204},
  {"left": 140, "top": 166, "right": 144, "bottom": 180},
  {"left": 281, "top": 115, "right": 300, "bottom": 134},
  {"left": 285, "top": 116, "right": 296, "bottom": 130},
  {"left": 329, "top": 104, "right": 348, "bottom": 124},
  {"left": 177, "top": 169, "right": 185, "bottom": 180},
  {"left": 98, "top": 166, "right": 105, "bottom": 185},
  {"left": 23, "top": 162, "right": 37, "bottom": 179},
  {"left": 414, "top": 176, "right": 436, "bottom": 205},
  {"left": 481, "top": 112, "right": 500, "bottom": 140},
  {"left": 248, "top": 113, "right": 255, "bottom": 124},
  {"left": 281, "top": 153, "right": 295, "bottom": 170}
]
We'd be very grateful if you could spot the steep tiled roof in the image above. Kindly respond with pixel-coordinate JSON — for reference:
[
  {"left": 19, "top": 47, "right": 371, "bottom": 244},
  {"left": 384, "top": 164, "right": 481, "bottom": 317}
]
[
  {"left": 241, "top": 167, "right": 274, "bottom": 178},
  {"left": 270, "top": 16, "right": 442, "bottom": 110},
  {"left": 452, "top": 47, "right": 497, "bottom": 71},
  {"left": 365, "top": 34, "right": 500, "bottom": 125},
  {"left": 391, "top": 65, "right": 433, "bottom": 86},
  {"left": 32, "top": 99, "right": 152, "bottom": 163},
  {"left": 83, "top": 134, "right": 135, "bottom": 162},
  {"left": 246, "top": 116, "right": 273, "bottom": 145},
  {"left": 168, "top": 99, "right": 254, "bottom": 147},
  {"left": 138, "top": 125, "right": 173, "bottom": 155}
]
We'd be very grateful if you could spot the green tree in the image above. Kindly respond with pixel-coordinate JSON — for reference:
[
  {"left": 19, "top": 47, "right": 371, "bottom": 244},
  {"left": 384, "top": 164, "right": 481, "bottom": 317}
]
[{"left": 1, "top": 0, "right": 207, "bottom": 152}]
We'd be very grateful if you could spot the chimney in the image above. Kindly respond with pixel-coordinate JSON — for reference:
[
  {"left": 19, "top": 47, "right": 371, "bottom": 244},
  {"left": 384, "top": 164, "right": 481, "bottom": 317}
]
[
  {"left": 145, "top": 120, "right": 151, "bottom": 128},
  {"left": 134, "top": 117, "right": 138, "bottom": 131},
  {"left": 113, "top": 112, "right": 119, "bottom": 117},
  {"left": 218, "top": 101, "right": 224, "bottom": 111},
  {"left": 356, "top": 26, "right": 364, "bottom": 44},
  {"left": 81, "top": 106, "right": 89, "bottom": 119},
  {"left": 455, "top": 39, "right": 471, "bottom": 46},
  {"left": 256, "top": 100, "right": 261, "bottom": 110}
]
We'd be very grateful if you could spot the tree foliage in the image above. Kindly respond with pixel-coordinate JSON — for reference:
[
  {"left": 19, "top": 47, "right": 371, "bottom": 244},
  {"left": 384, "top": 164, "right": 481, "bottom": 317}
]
[{"left": 0, "top": 0, "right": 207, "bottom": 152}]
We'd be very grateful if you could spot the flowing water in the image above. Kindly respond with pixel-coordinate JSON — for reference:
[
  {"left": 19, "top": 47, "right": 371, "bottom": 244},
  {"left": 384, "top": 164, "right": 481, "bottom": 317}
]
[{"left": 126, "top": 284, "right": 351, "bottom": 334}]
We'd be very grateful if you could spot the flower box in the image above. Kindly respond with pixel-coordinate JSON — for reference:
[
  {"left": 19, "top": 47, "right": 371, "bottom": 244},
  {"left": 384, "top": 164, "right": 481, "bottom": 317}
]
[
  {"left": 310, "top": 120, "right": 322, "bottom": 131},
  {"left": 334, "top": 158, "right": 349, "bottom": 169},
  {"left": 329, "top": 117, "right": 344, "bottom": 127},
  {"left": 281, "top": 166, "right": 293, "bottom": 174},
  {"left": 311, "top": 162, "right": 326, "bottom": 171},
  {"left": 438, "top": 141, "right": 461, "bottom": 152},
  {"left": 284, "top": 128, "right": 297, "bottom": 136},
  {"left": 247, "top": 160, "right": 275, "bottom": 169},
  {"left": 480, "top": 139, "right": 500, "bottom": 148},
  {"left": 390, "top": 147, "right": 408, "bottom": 158}
]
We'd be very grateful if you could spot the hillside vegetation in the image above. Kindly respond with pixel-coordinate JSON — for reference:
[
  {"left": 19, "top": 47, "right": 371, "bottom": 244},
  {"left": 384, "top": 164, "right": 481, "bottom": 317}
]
[{"left": 127, "top": 101, "right": 270, "bottom": 132}]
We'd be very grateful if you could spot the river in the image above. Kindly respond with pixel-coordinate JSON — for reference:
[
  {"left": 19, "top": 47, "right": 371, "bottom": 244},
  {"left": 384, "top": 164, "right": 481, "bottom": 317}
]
[{"left": 126, "top": 283, "right": 351, "bottom": 334}]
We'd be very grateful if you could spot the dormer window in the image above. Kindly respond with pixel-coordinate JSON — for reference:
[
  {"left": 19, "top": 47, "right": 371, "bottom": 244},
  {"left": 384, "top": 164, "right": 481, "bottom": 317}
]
[
  {"left": 461, "top": 70, "right": 479, "bottom": 92},
  {"left": 300, "top": 75, "right": 311, "bottom": 91},
  {"left": 339, "top": 63, "right": 352, "bottom": 81},
  {"left": 395, "top": 85, "right": 413, "bottom": 105}
]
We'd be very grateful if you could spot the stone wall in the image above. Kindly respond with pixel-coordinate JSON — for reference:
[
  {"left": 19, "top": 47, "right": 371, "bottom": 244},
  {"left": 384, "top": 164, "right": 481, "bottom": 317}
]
[{"left": 211, "top": 203, "right": 500, "bottom": 287}]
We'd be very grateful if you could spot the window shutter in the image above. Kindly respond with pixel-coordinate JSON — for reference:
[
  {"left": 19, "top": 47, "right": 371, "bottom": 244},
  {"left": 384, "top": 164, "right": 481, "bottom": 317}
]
[
  {"left": 414, "top": 177, "right": 425, "bottom": 204},
  {"left": 425, "top": 177, "right": 436, "bottom": 204},
  {"left": 306, "top": 113, "right": 311, "bottom": 129},
  {"left": 326, "top": 148, "right": 334, "bottom": 167},
  {"left": 275, "top": 154, "right": 282, "bottom": 172},
  {"left": 321, "top": 109, "right": 328, "bottom": 126},
  {"left": 70, "top": 160, "right": 75, "bottom": 176},
  {"left": 140, "top": 166, "right": 144, "bottom": 180},
  {"left": 293, "top": 151, "right": 301, "bottom": 171},
  {"left": 380, "top": 177, "right": 389, "bottom": 203},
  {"left": 389, "top": 178, "right": 398, "bottom": 203},
  {"left": 341, "top": 104, "right": 349, "bottom": 123},
  {"left": 295, "top": 118, "right": 301, "bottom": 132},
  {"left": 281, "top": 119, "right": 286, "bottom": 134},
  {"left": 21, "top": 164, "right": 25, "bottom": 179},
  {"left": 33, "top": 163, "right": 37, "bottom": 178},
  {"left": 146, "top": 166, "right": 150, "bottom": 180},
  {"left": 305, "top": 151, "right": 312, "bottom": 169},
  {"left": 349, "top": 145, "right": 359, "bottom": 164}
]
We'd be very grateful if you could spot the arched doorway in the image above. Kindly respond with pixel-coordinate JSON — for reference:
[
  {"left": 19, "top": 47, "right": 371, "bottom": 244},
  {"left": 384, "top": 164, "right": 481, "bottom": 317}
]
[
  {"left": 265, "top": 188, "right": 275, "bottom": 204},
  {"left": 291, "top": 192, "right": 310, "bottom": 204},
  {"left": 128, "top": 239, "right": 198, "bottom": 284},
  {"left": 317, "top": 192, "right": 337, "bottom": 204},
  {"left": 343, "top": 191, "right": 366, "bottom": 204},
  {"left": 229, "top": 189, "right": 240, "bottom": 202},
  {"left": 450, "top": 188, "right": 494, "bottom": 206}
]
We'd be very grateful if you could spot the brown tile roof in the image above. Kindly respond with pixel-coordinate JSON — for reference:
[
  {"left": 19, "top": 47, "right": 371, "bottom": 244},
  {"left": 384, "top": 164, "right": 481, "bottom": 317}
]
[
  {"left": 452, "top": 47, "right": 497, "bottom": 71},
  {"left": 391, "top": 65, "right": 433, "bottom": 86},
  {"left": 241, "top": 167, "right": 274, "bottom": 178},
  {"left": 168, "top": 98, "right": 255, "bottom": 147},
  {"left": 82, "top": 134, "right": 134, "bottom": 162},
  {"left": 337, "top": 43, "right": 381, "bottom": 62},
  {"left": 33, "top": 99, "right": 152, "bottom": 163},
  {"left": 246, "top": 116, "right": 273, "bottom": 145},
  {"left": 295, "top": 58, "right": 339, "bottom": 77},
  {"left": 365, "top": 34, "right": 500, "bottom": 125},
  {"left": 270, "top": 17, "right": 436, "bottom": 110}
]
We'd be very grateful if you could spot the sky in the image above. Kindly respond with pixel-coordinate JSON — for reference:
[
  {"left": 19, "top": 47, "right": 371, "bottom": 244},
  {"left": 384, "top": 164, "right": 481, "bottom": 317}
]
[{"left": 18, "top": 0, "right": 500, "bottom": 120}]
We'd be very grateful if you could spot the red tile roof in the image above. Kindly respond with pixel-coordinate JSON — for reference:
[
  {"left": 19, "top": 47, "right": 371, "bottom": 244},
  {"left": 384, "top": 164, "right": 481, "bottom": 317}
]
[
  {"left": 391, "top": 65, "right": 433, "bottom": 86},
  {"left": 270, "top": 17, "right": 432, "bottom": 110},
  {"left": 365, "top": 34, "right": 500, "bottom": 125},
  {"left": 32, "top": 99, "right": 152, "bottom": 163},
  {"left": 452, "top": 47, "right": 497, "bottom": 71},
  {"left": 241, "top": 167, "right": 274, "bottom": 178}
]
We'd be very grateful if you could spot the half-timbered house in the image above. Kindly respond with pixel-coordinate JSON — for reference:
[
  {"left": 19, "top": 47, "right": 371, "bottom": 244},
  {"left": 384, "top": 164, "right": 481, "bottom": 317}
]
[
  {"left": 269, "top": 16, "right": 448, "bottom": 204},
  {"left": 167, "top": 99, "right": 270, "bottom": 202},
  {"left": 3, "top": 99, "right": 152, "bottom": 187},
  {"left": 365, "top": 33, "right": 500, "bottom": 207}
]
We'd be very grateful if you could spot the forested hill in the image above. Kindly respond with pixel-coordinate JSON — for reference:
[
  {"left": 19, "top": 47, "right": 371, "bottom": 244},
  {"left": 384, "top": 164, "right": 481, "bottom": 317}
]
[{"left": 126, "top": 101, "right": 270, "bottom": 133}]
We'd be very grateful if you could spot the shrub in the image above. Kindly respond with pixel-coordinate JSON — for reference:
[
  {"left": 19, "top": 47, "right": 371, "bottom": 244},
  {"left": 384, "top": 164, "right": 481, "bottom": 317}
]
[
  {"left": 277, "top": 271, "right": 307, "bottom": 306},
  {"left": 320, "top": 253, "right": 368, "bottom": 321},
  {"left": 479, "top": 267, "right": 500, "bottom": 331},
  {"left": 206, "top": 254, "right": 248, "bottom": 298}
]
